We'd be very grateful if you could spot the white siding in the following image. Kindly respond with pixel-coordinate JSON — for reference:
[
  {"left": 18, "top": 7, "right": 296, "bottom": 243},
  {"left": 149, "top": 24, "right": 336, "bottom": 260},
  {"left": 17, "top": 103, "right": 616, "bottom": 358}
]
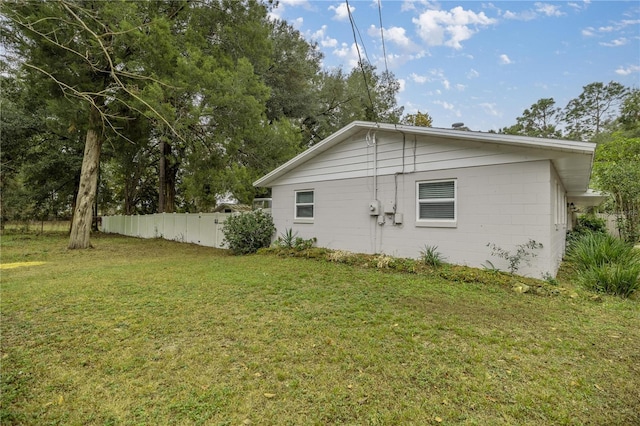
[
  {"left": 274, "top": 130, "right": 552, "bottom": 187},
  {"left": 271, "top": 160, "right": 556, "bottom": 277}
]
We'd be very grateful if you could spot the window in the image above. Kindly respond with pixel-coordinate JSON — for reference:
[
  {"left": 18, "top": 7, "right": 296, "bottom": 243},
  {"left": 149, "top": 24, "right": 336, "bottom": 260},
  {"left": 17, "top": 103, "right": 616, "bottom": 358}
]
[
  {"left": 555, "top": 181, "right": 566, "bottom": 227},
  {"left": 295, "top": 190, "right": 314, "bottom": 220},
  {"left": 417, "top": 180, "right": 456, "bottom": 225}
]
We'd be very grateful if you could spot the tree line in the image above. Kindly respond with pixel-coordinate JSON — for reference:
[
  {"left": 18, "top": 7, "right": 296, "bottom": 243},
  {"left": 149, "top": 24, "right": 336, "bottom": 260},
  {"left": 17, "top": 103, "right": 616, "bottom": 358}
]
[
  {"left": 1, "top": 0, "right": 403, "bottom": 248},
  {"left": 1, "top": 1, "right": 637, "bottom": 247},
  {"left": 497, "top": 83, "right": 639, "bottom": 243}
]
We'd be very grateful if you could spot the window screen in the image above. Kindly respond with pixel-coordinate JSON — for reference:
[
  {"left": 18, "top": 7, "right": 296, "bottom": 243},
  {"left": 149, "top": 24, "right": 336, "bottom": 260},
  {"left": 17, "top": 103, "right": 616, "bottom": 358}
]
[
  {"left": 295, "top": 190, "right": 314, "bottom": 219},
  {"left": 418, "top": 180, "right": 456, "bottom": 221}
]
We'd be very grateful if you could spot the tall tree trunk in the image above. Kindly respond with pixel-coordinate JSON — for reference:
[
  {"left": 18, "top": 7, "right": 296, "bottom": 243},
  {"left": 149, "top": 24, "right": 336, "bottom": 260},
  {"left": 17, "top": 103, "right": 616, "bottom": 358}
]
[
  {"left": 68, "top": 107, "right": 102, "bottom": 249},
  {"left": 158, "top": 140, "right": 177, "bottom": 213},
  {"left": 158, "top": 140, "right": 167, "bottom": 213}
]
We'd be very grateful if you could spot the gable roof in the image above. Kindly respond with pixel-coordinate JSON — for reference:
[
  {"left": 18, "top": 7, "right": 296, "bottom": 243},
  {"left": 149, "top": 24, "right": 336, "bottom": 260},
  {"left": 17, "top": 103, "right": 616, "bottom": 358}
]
[{"left": 254, "top": 121, "right": 597, "bottom": 193}]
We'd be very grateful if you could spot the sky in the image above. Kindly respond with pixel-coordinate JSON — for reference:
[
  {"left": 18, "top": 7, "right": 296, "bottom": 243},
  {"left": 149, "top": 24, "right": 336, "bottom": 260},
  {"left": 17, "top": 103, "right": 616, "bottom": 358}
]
[{"left": 269, "top": 0, "right": 640, "bottom": 132}]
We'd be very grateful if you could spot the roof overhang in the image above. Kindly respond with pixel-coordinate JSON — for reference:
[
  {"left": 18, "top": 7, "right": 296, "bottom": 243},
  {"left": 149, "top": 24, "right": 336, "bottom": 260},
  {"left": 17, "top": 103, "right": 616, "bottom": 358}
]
[
  {"left": 567, "top": 189, "right": 608, "bottom": 209},
  {"left": 254, "top": 121, "right": 596, "bottom": 192}
]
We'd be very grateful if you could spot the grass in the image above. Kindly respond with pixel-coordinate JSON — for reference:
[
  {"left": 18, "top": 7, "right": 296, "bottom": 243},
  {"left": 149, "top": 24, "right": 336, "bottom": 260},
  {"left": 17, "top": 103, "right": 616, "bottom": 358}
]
[{"left": 2, "top": 229, "right": 639, "bottom": 425}]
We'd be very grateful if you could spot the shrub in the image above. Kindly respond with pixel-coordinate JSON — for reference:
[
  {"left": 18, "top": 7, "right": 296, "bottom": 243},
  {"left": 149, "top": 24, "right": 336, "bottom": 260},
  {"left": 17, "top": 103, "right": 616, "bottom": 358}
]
[
  {"left": 486, "top": 239, "right": 543, "bottom": 274},
  {"left": 274, "top": 228, "right": 296, "bottom": 248},
  {"left": 566, "top": 232, "right": 637, "bottom": 271},
  {"left": 273, "top": 228, "right": 317, "bottom": 251},
  {"left": 221, "top": 210, "right": 275, "bottom": 255},
  {"left": 577, "top": 214, "right": 608, "bottom": 233},
  {"left": 576, "top": 263, "right": 640, "bottom": 297},
  {"left": 566, "top": 214, "right": 607, "bottom": 250},
  {"left": 566, "top": 232, "right": 640, "bottom": 297},
  {"left": 420, "top": 244, "right": 445, "bottom": 267}
]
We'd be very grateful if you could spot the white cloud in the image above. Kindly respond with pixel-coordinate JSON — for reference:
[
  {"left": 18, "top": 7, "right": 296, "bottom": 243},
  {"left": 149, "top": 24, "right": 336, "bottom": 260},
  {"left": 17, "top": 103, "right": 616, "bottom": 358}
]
[
  {"left": 568, "top": 0, "right": 591, "bottom": 10},
  {"left": 479, "top": 102, "right": 501, "bottom": 117},
  {"left": 582, "top": 18, "right": 640, "bottom": 39},
  {"left": 311, "top": 25, "right": 338, "bottom": 48},
  {"left": 400, "top": 1, "right": 419, "bottom": 12},
  {"left": 499, "top": 54, "right": 512, "bottom": 65},
  {"left": 467, "top": 68, "right": 480, "bottom": 79},
  {"left": 442, "top": 79, "right": 450, "bottom": 90},
  {"left": 291, "top": 17, "right": 304, "bottom": 29},
  {"left": 502, "top": 9, "right": 537, "bottom": 21},
  {"left": 397, "top": 78, "right": 406, "bottom": 92},
  {"left": 410, "top": 72, "right": 430, "bottom": 84},
  {"left": 455, "top": 84, "right": 466, "bottom": 91},
  {"left": 279, "top": 0, "right": 311, "bottom": 6},
  {"left": 502, "top": 2, "right": 564, "bottom": 20},
  {"left": 615, "top": 64, "right": 640, "bottom": 76},
  {"left": 385, "top": 26, "right": 415, "bottom": 49},
  {"left": 269, "top": 0, "right": 313, "bottom": 21},
  {"left": 333, "top": 42, "right": 361, "bottom": 68},
  {"left": 434, "top": 100, "right": 457, "bottom": 111},
  {"left": 600, "top": 38, "right": 628, "bottom": 47},
  {"left": 412, "top": 6, "right": 497, "bottom": 50},
  {"left": 534, "top": 2, "right": 565, "bottom": 17},
  {"left": 329, "top": 3, "right": 354, "bottom": 21}
]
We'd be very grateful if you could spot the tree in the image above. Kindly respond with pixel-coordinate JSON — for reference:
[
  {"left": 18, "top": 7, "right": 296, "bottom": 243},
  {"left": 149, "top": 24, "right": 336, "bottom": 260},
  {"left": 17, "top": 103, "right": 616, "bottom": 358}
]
[
  {"left": 563, "top": 81, "right": 627, "bottom": 141},
  {"left": 0, "top": 65, "right": 83, "bottom": 226},
  {"left": 2, "top": 1, "right": 186, "bottom": 248},
  {"left": 401, "top": 111, "right": 433, "bottom": 127},
  {"left": 501, "top": 98, "right": 562, "bottom": 138},
  {"left": 617, "top": 88, "right": 640, "bottom": 137},
  {"left": 261, "top": 20, "right": 322, "bottom": 123},
  {"left": 592, "top": 132, "right": 640, "bottom": 243},
  {"left": 304, "top": 63, "right": 403, "bottom": 144}
]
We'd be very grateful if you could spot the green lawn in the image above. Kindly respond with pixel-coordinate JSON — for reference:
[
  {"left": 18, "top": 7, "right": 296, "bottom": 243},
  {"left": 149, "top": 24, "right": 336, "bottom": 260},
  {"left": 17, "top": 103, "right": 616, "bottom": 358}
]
[{"left": 2, "top": 231, "right": 639, "bottom": 425}]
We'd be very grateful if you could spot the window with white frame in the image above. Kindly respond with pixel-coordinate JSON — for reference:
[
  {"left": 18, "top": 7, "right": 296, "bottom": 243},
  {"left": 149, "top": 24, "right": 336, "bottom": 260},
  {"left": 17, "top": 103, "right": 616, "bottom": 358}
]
[
  {"left": 295, "top": 190, "right": 314, "bottom": 220},
  {"left": 555, "top": 181, "right": 567, "bottom": 226},
  {"left": 417, "top": 180, "right": 457, "bottom": 223}
]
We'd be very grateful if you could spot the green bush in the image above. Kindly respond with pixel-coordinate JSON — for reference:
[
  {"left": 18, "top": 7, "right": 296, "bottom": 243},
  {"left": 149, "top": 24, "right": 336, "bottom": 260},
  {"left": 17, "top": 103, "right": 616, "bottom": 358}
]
[
  {"left": 273, "top": 228, "right": 317, "bottom": 251},
  {"left": 420, "top": 244, "right": 445, "bottom": 267},
  {"left": 567, "top": 214, "right": 608, "bottom": 250},
  {"left": 566, "top": 232, "right": 637, "bottom": 270},
  {"left": 566, "top": 232, "right": 640, "bottom": 297},
  {"left": 577, "top": 263, "right": 640, "bottom": 297},
  {"left": 221, "top": 210, "right": 275, "bottom": 255},
  {"left": 486, "top": 239, "right": 543, "bottom": 274}
]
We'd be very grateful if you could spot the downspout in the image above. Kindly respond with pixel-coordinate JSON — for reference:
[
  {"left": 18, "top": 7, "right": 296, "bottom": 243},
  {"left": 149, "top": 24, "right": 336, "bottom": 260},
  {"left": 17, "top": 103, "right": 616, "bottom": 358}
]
[
  {"left": 366, "top": 129, "right": 379, "bottom": 252},
  {"left": 366, "top": 129, "right": 378, "bottom": 201},
  {"left": 373, "top": 131, "right": 377, "bottom": 201}
]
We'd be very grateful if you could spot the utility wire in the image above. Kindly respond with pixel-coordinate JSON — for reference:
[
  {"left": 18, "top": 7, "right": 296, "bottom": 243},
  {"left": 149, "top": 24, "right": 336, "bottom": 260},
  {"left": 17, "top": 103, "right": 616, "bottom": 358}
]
[
  {"left": 345, "top": 0, "right": 376, "bottom": 121},
  {"left": 377, "top": 0, "right": 389, "bottom": 76}
]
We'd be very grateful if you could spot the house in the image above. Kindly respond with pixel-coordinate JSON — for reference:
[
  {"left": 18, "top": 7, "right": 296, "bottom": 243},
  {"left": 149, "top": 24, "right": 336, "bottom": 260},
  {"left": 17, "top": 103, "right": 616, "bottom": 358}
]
[
  {"left": 254, "top": 121, "right": 603, "bottom": 277},
  {"left": 213, "top": 203, "right": 252, "bottom": 213}
]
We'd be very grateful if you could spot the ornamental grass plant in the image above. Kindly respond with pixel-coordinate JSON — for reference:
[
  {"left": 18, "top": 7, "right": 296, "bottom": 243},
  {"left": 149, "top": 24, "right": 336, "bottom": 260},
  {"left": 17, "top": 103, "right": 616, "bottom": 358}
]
[{"left": 566, "top": 231, "right": 640, "bottom": 297}]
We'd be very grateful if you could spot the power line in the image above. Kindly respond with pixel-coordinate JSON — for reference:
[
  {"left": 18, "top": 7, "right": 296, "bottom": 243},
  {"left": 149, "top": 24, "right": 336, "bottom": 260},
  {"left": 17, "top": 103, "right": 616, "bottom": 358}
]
[
  {"left": 345, "top": 0, "right": 375, "bottom": 120},
  {"left": 377, "top": 0, "right": 389, "bottom": 76}
]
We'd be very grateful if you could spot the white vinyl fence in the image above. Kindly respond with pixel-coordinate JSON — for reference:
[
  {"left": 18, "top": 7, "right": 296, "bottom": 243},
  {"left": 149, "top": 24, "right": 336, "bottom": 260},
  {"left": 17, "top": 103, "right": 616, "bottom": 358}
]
[{"left": 101, "top": 213, "right": 232, "bottom": 248}]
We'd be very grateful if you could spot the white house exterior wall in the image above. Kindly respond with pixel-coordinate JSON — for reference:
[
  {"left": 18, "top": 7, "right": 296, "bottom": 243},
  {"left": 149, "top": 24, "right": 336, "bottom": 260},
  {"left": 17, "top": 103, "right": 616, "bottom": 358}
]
[
  {"left": 549, "top": 165, "right": 569, "bottom": 273},
  {"left": 271, "top": 160, "right": 557, "bottom": 278}
]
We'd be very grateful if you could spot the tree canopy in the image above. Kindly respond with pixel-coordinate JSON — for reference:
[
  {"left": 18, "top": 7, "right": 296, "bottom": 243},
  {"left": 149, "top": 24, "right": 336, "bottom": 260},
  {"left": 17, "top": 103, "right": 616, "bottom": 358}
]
[{"left": 1, "top": 0, "right": 407, "bottom": 247}]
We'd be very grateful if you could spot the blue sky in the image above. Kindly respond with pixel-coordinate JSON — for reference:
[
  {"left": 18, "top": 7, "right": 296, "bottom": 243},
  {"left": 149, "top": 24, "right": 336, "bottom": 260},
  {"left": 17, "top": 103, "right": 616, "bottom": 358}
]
[{"left": 270, "top": 0, "right": 640, "bottom": 131}]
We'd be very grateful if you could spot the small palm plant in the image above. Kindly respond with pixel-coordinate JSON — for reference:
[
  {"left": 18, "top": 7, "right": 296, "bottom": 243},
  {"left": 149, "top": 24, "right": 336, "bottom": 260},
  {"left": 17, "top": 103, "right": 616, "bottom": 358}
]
[{"left": 420, "top": 244, "right": 446, "bottom": 267}]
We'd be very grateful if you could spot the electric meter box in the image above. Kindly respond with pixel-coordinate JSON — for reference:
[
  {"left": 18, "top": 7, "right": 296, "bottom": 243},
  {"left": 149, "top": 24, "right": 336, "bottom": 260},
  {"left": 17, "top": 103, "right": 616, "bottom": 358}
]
[{"left": 369, "top": 200, "right": 381, "bottom": 216}]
